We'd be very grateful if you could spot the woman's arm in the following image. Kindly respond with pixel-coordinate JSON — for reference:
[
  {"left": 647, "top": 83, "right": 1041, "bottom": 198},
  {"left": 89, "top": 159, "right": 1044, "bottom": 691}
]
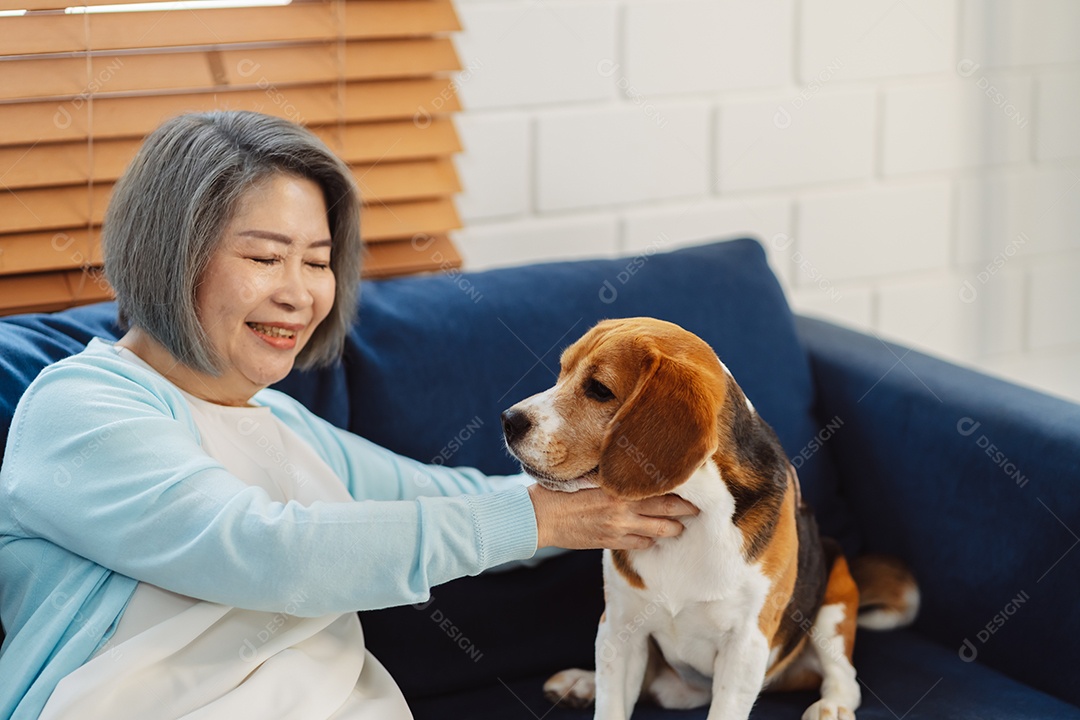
[
  {"left": 1, "top": 357, "right": 537, "bottom": 615},
  {"left": 258, "top": 389, "right": 698, "bottom": 552},
  {"left": 254, "top": 390, "right": 537, "bottom": 505},
  {"left": 256, "top": 388, "right": 531, "bottom": 502}
]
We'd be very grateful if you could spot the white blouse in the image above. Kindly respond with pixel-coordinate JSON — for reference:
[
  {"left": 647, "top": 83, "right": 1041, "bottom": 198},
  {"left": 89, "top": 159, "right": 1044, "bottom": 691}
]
[{"left": 39, "top": 348, "right": 413, "bottom": 720}]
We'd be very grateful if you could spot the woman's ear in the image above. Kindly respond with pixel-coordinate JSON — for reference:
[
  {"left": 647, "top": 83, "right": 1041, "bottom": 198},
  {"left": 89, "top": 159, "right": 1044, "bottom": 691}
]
[{"left": 598, "top": 349, "right": 719, "bottom": 500}]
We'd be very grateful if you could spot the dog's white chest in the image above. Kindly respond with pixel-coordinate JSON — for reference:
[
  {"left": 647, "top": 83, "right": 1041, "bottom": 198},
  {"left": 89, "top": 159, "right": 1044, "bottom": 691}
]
[
  {"left": 653, "top": 604, "right": 733, "bottom": 682},
  {"left": 602, "top": 461, "right": 772, "bottom": 681}
]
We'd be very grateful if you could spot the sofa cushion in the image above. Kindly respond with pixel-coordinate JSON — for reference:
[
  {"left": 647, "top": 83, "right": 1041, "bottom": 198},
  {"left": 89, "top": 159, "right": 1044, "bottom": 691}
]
[
  {"left": 0, "top": 304, "right": 123, "bottom": 457},
  {"left": 408, "top": 627, "right": 1080, "bottom": 719},
  {"left": 360, "top": 550, "right": 605, "bottom": 700}
]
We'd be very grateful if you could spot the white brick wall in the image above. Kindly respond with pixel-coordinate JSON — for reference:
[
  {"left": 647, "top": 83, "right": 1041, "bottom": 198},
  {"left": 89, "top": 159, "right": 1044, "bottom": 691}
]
[
  {"left": 881, "top": 75, "right": 1032, "bottom": 175},
  {"left": 624, "top": 0, "right": 793, "bottom": 93},
  {"left": 536, "top": 104, "right": 711, "bottom": 211},
  {"left": 718, "top": 89, "right": 876, "bottom": 191},
  {"left": 961, "top": 0, "right": 1080, "bottom": 68},
  {"left": 449, "top": 0, "right": 1080, "bottom": 403},
  {"left": 452, "top": 2, "right": 616, "bottom": 108},
  {"left": 454, "top": 112, "right": 530, "bottom": 220},
  {"left": 1035, "top": 71, "right": 1080, "bottom": 161},
  {"left": 800, "top": 0, "right": 957, "bottom": 81},
  {"left": 1030, "top": 263, "right": 1080, "bottom": 351},
  {"left": 796, "top": 182, "right": 952, "bottom": 282}
]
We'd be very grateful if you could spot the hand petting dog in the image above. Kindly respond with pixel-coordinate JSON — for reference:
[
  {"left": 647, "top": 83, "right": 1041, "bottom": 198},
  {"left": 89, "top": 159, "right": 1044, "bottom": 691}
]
[{"left": 528, "top": 484, "right": 699, "bottom": 550}]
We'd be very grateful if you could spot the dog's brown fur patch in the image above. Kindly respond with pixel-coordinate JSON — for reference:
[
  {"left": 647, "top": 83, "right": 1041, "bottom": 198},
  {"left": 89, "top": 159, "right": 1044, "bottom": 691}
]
[
  {"left": 755, "top": 483, "right": 800, "bottom": 650},
  {"left": 612, "top": 549, "right": 647, "bottom": 589}
]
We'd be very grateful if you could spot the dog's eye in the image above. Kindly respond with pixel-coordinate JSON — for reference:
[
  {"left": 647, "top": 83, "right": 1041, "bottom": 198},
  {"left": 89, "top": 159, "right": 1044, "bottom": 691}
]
[{"left": 584, "top": 378, "right": 615, "bottom": 402}]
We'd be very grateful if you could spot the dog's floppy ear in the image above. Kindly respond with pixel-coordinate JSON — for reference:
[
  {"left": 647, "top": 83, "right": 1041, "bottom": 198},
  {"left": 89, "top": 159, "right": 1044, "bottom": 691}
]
[{"left": 599, "top": 349, "right": 719, "bottom": 500}]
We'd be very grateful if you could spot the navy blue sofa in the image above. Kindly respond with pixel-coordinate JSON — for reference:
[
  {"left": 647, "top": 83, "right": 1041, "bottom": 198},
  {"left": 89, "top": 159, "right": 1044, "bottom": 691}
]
[{"left": 1, "top": 238, "right": 1078, "bottom": 718}]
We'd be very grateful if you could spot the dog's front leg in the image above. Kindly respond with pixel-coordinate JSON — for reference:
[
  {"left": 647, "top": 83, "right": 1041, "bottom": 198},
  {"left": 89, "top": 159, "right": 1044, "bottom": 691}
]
[
  {"left": 705, "top": 629, "right": 770, "bottom": 720},
  {"left": 593, "top": 611, "right": 650, "bottom": 720}
]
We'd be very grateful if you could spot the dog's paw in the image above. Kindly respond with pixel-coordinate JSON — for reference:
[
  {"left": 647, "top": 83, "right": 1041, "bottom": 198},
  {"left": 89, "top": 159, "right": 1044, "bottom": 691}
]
[
  {"left": 543, "top": 668, "right": 596, "bottom": 708},
  {"left": 802, "top": 699, "right": 856, "bottom": 720}
]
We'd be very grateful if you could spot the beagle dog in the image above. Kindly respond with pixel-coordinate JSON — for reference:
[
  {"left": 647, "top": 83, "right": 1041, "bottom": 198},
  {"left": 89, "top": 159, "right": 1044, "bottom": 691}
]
[{"left": 501, "top": 318, "right": 918, "bottom": 720}]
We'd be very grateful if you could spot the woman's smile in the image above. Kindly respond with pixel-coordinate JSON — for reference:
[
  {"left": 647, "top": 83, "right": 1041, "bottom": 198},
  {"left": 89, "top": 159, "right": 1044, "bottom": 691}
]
[{"left": 246, "top": 321, "right": 305, "bottom": 349}]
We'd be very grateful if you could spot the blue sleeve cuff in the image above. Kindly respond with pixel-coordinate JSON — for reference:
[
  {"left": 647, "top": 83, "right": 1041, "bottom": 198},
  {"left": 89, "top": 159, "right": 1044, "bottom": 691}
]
[{"left": 465, "top": 484, "right": 538, "bottom": 570}]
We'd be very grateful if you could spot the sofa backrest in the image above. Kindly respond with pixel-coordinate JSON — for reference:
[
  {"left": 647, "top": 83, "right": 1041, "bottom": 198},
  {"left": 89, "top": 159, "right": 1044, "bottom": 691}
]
[
  {"left": 0, "top": 304, "right": 119, "bottom": 455},
  {"left": 343, "top": 238, "right": 845, "bottom": 532}
]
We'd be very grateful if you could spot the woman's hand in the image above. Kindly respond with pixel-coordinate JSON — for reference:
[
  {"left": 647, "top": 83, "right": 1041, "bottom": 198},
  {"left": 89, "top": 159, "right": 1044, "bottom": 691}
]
[{"left": 527, "top": 483, "right": 699, "bottom": 550}]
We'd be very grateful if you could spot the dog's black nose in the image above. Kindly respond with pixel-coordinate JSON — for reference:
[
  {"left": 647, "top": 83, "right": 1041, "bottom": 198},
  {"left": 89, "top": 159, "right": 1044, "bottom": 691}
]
[{"left": 501, "top": 408, "right": 532, "bottom": 444}]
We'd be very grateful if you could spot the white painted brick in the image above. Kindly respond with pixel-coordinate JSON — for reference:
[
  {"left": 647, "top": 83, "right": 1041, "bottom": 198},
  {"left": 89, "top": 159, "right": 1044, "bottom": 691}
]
[
  {"left": 621, "top": 197, "right": 792, "bottom": 287},
  {"left": 1029, "top": 261, "right": 1080, "bottom": 351},
  {"left": 1036, "top": 71, "right": 1080, "bottom": 162},
  {"left": 453, "top": 113, "right": 530, "bottom": 221},
  {"left": 452, "top": 215, "right": 618, "bottom": 271},
  {"left": 789, "top": 285, "right": 874, "bottom": 333},
  {"left": 979, "top": 351, "right": 1080, "bottom": 405},
  {"left": 800, "top": 0, "right": 956, "bottom": 82},
  {"left": 536, "top": 104, "right": 710, "bottom": 212},
  {"left": 954, "top": 269, "right": 1026, "bottom": 358},
  {"left": 956, "top": 166, "right": 1080, "bottom": 265},
  {"left": 717, "top": 89, "right": 875, "bottom": 192},
  {"left": 961, "top": 0, "right": 1080, "bottom": 68},
  {"left": 796, "top": 182, "right": 951, "bottom": 283},
  {"left": 882, "top": 75, "right": 1032, "bottom": 175},
  {"left": 453, "top": 2, "right": 616, "bottom": 109},
  {"left": 955, "top": 171, "right": 1021, "bottom": 267},
  {"left": 623, "top": 0, "right": 792, "bottom": 94},
  {"left": 877, "top": 271, "right": 1024, "bottom": 363}
]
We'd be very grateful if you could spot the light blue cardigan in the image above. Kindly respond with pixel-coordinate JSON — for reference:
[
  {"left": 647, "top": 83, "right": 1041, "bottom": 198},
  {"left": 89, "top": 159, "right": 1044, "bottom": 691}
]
[{"left": 0, "top": 338, "right": 539, "bottom": 719}]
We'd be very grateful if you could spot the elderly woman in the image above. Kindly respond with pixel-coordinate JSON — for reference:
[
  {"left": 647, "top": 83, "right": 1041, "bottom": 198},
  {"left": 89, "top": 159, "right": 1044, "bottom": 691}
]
[{"left": 0, "top": 111, "right": 696, "bottom": 719}]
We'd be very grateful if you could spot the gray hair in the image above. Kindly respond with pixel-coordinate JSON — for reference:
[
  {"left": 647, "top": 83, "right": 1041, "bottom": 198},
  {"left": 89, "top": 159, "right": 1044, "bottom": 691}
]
[{"left": 103, "top": 110, "right": 362, "bottom": 374}]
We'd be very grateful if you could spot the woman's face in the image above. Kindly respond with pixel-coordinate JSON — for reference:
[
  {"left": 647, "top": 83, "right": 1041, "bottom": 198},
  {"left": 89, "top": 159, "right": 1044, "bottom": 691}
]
[{"left": 195, "top": 173, "right": 336, "bottom": 401}]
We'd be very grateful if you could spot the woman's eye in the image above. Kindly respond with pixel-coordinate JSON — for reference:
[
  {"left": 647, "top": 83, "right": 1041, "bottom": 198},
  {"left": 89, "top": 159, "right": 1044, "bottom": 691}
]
[
  {"left": 250, "top": 257, "right": 278, "bottom": 265},
  {"left": 584, "top": 378, "right": 615, "bottom": 402},
  {"left": 307, "top": 261, "right": 331, "bottom": 270}
]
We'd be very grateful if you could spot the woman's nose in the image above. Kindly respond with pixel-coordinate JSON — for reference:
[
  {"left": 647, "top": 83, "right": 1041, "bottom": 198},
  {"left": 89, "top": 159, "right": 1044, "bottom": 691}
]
[{"left": 272, "top": 261, "right": 314, "bottom": 309}]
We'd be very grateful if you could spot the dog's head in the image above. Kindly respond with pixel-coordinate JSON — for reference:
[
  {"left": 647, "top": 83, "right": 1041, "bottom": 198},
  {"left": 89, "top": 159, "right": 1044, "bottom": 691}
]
[{"left": 501, "top": 317, "right": 728, "bottom": 500}]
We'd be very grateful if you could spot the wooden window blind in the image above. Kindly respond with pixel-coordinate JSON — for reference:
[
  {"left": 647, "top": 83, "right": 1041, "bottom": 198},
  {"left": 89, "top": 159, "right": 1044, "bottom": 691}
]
[{"left": 0, "top": 0, "right": 466, "bottom": 316}]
